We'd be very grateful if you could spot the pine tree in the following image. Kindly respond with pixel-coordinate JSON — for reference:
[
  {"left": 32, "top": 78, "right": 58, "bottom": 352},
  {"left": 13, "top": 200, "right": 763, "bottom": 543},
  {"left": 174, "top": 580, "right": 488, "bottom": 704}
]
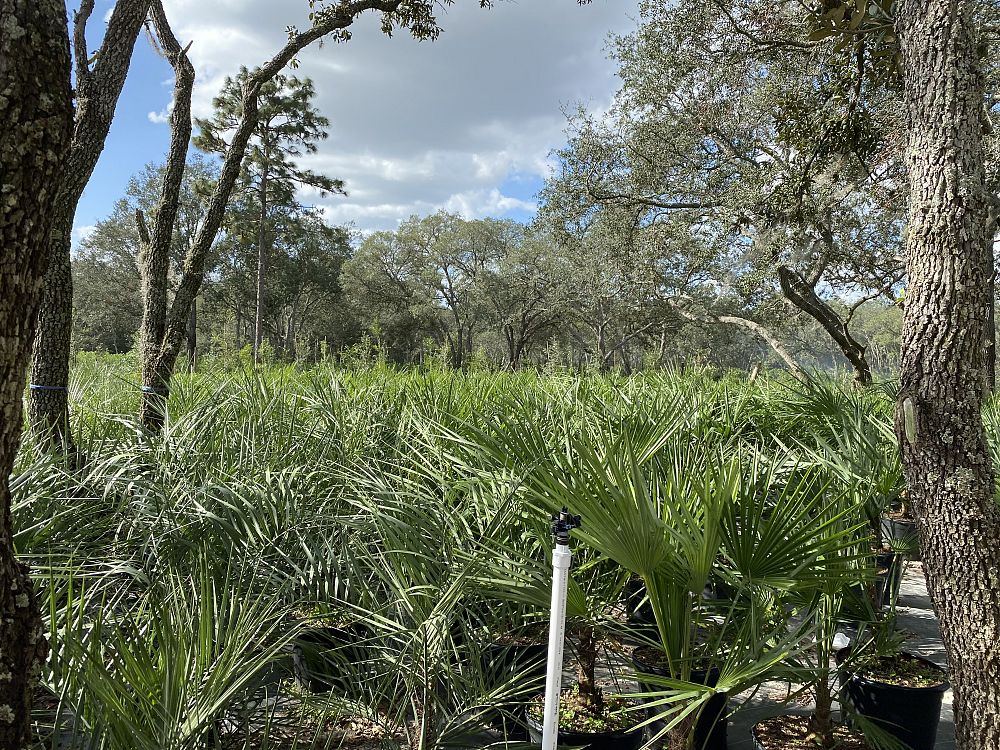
[{"left": 195, "top": 71, "right": 344, "bottom": 364}]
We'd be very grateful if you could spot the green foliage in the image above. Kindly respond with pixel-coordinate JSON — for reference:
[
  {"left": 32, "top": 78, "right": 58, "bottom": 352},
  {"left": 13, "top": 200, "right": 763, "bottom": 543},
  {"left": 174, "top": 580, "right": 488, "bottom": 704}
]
[{"left": 15, "top": 358, "right": 920, "bottom": 749}]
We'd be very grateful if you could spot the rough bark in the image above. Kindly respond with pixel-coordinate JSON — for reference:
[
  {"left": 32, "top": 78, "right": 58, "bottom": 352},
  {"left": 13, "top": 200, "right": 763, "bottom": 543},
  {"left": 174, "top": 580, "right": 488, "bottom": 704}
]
[
  {"left": 987, "top": 269, "right": 996, "bottom": 393},
  {"left": 776, "top": 265, "right": 872, "bottom": 384},
  {"left": 895, "top": 1, "right": 1000, "bottom": 747},
  {"left": 0, "top": 1, "right": 73, "bottom": 745},
  {"left": 186, "top": 299, "right": 197, "bottom": 373},
  {"left": 136, "top": 0, "right": 193, "bottom": 431},
  {"left": 28, "top": 0, "right": 152, "bottom": 452}
]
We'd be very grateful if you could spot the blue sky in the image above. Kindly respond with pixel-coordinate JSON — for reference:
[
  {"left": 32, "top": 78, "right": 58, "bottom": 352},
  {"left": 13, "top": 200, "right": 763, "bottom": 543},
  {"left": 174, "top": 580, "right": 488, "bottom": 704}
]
[{"left": 73, "top": 0, "right": 640, "bottom": 243}]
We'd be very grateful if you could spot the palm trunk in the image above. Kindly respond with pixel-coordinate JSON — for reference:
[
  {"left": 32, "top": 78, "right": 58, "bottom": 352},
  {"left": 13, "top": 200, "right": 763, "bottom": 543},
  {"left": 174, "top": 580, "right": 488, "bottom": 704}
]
[
  {"left": 896, "top": 1, "right": 1000, "bottom": 746},
  {"left": 0, "top": 1, "right": 72, "bottom": 744},
  {"left": 575, "top": 625, "right": 602, "bottom": 713}
]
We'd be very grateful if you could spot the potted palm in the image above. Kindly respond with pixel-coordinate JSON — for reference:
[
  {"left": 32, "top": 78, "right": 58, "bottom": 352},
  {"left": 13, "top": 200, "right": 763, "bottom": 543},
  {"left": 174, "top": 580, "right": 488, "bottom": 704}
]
[
  {"left": 290, "top": 605, "right": 371, "bottom": 694},
  {"left": 837, "top": 616, "right": 949, "bottom": 750},
  {"left": 751, "top": 593, "right": 871, "bottom": 750},
  {"left": 459, "top": 407, "right": 861, "bottom": 750},
  {"left": 748, "top": 465, "right": 878, "bottom": 750},
  {"left": 330, "top": 446, "right": 550, "bottom": 750},
  {"left": 468, "top": 522, "right": 641, "bottom": 747},
  {"left": 805, "top": 404, "right": 911, "bottom": 608},
  {"left": 880, "top": 490, "right": 918, "bottom": 560}
]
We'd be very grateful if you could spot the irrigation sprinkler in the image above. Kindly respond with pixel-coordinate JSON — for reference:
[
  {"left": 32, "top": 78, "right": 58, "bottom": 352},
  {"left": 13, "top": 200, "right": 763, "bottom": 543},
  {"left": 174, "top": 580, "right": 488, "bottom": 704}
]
[{"left": 541, "top": 507, "right": 581, "bottom": 750}]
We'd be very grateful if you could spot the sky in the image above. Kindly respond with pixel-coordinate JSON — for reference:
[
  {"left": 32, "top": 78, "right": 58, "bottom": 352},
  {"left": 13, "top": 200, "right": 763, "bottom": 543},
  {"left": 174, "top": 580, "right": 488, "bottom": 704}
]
[{"left": 73, "top": 0, "right": 641, "bottom": 245}]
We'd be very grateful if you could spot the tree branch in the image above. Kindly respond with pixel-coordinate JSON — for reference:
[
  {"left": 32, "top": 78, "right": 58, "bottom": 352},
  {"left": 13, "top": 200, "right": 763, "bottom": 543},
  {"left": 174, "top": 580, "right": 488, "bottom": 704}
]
[
  {"left": 73, "top": 0, "right": 96, "bottom": 84},
  {"left": 140, "top": 0, "right": 194, "bottom": 375}
]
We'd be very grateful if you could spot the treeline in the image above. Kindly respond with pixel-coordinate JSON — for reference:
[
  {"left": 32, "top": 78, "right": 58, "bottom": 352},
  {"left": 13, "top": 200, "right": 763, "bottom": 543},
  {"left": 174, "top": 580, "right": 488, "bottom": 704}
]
[
  {"left": 72, "top": 186, "right": 903, "bottom": 374},
  {"left": 70, "top": 1, "right": 922, "bottom": 379}
]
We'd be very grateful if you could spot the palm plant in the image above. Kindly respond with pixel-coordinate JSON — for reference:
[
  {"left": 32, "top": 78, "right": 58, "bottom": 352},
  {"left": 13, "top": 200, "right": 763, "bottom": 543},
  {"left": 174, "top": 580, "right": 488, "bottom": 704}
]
[
  {"left": 310, "top": 428, "right": 531, "bottom": 750},
  {"left": 465, "top": 517, "right": 635, "bottom": 732},
  {"left": 42, "top": 551, "right": 298, "bottom": 750},
  {"left": 450, "top": 393, "right": 869, "bottom": 750}
]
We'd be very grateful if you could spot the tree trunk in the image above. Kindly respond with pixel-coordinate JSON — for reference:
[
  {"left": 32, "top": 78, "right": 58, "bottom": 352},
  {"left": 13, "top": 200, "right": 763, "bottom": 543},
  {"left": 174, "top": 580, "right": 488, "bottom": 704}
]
[
  {"left": 0, "top": 1, "right": 73, "bottom": 746},
  {"left": 987, "top": 270, "right": 996, "bottom": 393},
  {"left": 186, "top": 297, "right": 197, "bottom": 373},
  {"left": 137, "top": 1, "right": 194, "bottom": 431},
  {"left": 28, "top": 0, "right": 152, "bottom": 453},
  {"left": 895, "top": 1, "right": 1000, "bottom": 746},
  {"left": 285, "top": 304, "right": 296, "bottom": 361},
  {"left": 717, "top": 315, "right": 805, "bottom": 379},
  {"left": 27, "top": 214, "right": 75, "bottom": 455},
  {"left": 135, "top": 0, "right": 413, "bottom": 433},
  {"left": 253, "top": 168, "right": 269, "bottom": 365}
]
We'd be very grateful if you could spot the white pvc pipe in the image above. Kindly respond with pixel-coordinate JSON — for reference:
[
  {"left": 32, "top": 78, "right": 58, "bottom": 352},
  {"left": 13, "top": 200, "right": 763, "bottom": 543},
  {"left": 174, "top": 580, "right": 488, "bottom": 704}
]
[{"left": 541, "top": 542, "right": 572, "bottom": 750}]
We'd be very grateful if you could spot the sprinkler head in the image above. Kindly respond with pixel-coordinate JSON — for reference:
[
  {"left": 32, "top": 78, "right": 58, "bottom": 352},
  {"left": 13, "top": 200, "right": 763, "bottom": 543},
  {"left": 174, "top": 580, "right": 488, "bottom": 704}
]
[{"left": 551, "top": 507, "right": 581, "bottom": 545}]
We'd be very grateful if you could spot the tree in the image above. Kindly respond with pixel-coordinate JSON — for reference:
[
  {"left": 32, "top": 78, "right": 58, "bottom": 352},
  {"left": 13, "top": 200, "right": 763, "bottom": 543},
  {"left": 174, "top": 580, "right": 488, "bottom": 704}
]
[
  {"left": 72, "top": 159, "right": 216, "bottom": 355},
  {"left": 0, "top": 1, "right": 73, "bottom": 745},
  {"left": 195, "top": 71, "right": 343, "bottom": 364},
  {"left": 202, "top": 203, "right": 351, "bottom": 360},
  {"left": 341, "top": 219, "right": 453, "bottom": 363},
  {"left": 544, "top": 0, "right": 908, "bottom": 383},
  {"left": 478, "top": 224, "right": 572, "bottom": 368},
  {"left": 29, "top": 0, "right": 153, "bottom": 455},
  {"left": 268, "top": 211, "right": 353, "bottom": 360},
  {"left": 892, "top": 0, "right": 1000, "bottom": 745},
  {"left": 134, "top": 0, "right": 498, "bottom": 431}
]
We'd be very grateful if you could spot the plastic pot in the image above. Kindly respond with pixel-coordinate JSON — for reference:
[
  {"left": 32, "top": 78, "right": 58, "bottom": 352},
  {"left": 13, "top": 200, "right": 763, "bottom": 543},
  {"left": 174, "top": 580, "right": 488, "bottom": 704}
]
[
  {"left": 631, "top": 649, "right": 727, "bottom": 750},
  {"left": 525, "top": 708, "right": 644, "bottom": 750},
  {"left": 625, "top": 579, "right": 729, "bottom": 632},
  {"left": 836, "top": 647, "right": 949, "bottom": 750},
  {"left": 750, "top": 716, "right": 851, "bottom": 750}
]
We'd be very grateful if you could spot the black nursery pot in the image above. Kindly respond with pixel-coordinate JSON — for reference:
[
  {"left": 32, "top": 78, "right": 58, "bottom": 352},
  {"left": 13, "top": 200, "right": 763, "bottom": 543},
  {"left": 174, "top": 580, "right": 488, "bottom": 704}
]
[
  {"left": 481, "top": 640, "right": 548, "bottom": 739},
  {"left": 632, "top": 649, "right": 728, "bottom": 750},
  {"left": 292, "top": 622, "right": 369, "bottom": 693},
  {"left": 836, "top": 647, "right": 949, "bottom": 750},
  {"left": 525, "top": 709, "right": 644, "bottom": 750}
]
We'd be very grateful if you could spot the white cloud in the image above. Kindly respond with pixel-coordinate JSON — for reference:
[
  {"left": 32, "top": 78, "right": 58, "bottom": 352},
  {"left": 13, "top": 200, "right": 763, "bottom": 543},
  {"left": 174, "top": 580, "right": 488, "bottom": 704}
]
[
  {"left": 156, "top": 0, "right": 639, "bottom": 232},
  {"left": 443, "top": 189, "right": 537, "bottom": 218},
  {"left": 148, "top": 109, "right": 170, "bottom": 124},
  {"left": 72, "top": 224, "right": 97, "bottom": 247}
]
